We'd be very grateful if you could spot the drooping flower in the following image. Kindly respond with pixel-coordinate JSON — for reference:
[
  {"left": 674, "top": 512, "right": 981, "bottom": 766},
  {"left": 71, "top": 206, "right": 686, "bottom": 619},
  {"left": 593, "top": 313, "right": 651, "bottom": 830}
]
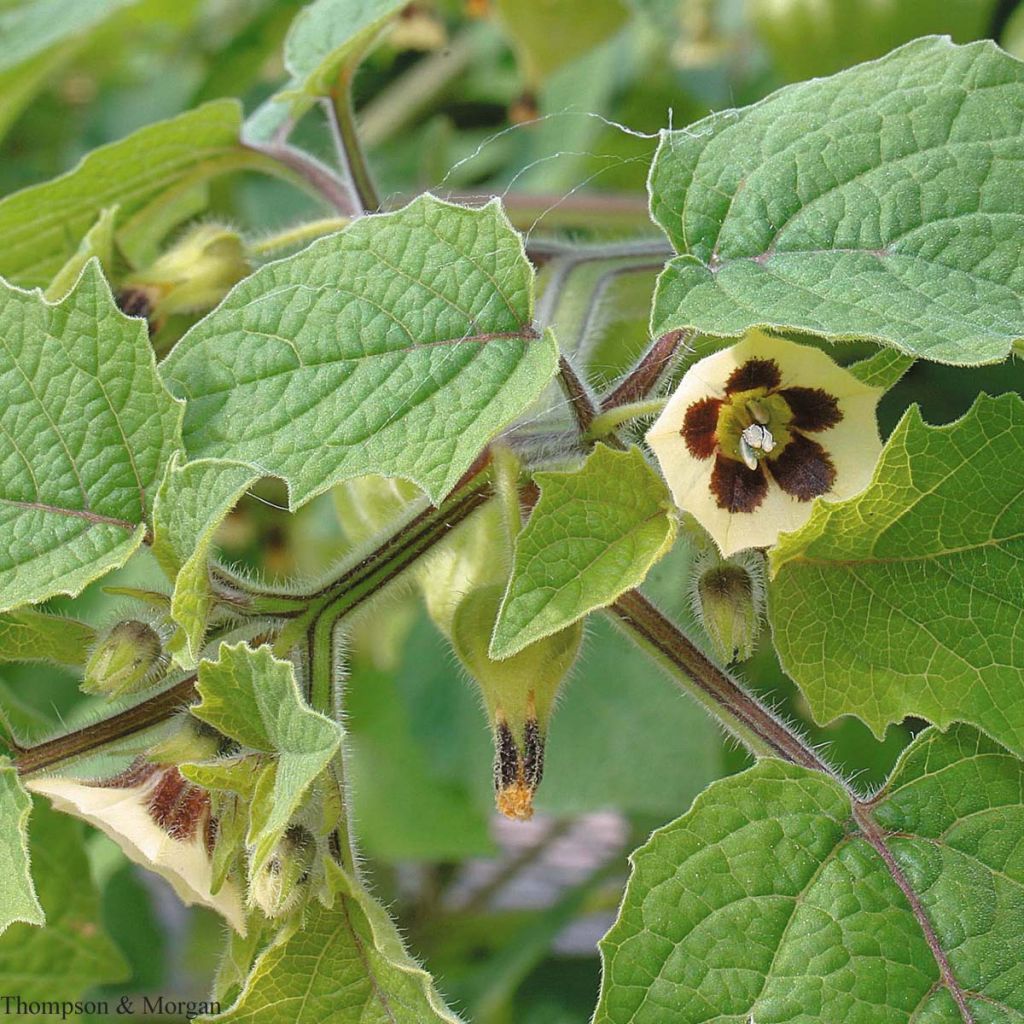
[
  {"left": 646, "top": 331, "right": 883, "bottom": 555},
  {"left": 27, "top": 760, "right": 245, "bottom": 934}
]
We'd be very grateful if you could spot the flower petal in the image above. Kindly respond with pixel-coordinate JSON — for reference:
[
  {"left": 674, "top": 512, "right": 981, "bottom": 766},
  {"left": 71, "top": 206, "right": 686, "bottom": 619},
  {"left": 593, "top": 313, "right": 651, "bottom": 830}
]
[
  {"left": 724, "top": 357, "right": 781, "bottom": 394},
  {"left": 778, "top": 387, "right": 842, "bottom": 431},
  {"left": 710, "top": 455, "right": 769, "bottom": 512},
  {"left": 646, "top": 331, "right": 884, "bottom": 555},
  {"left": 27, "top": 772, "right": 246, "bottom": 934},
  {"left": 682, "top": 397, "right": 722, "bottom": 459},
  {"left": 767, "top": 433, "right": 836, "bottom": 500}
]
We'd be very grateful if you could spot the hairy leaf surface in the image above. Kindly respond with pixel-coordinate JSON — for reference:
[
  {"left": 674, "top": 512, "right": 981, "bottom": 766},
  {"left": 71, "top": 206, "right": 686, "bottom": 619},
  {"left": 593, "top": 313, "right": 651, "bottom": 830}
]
[
  {"left": 0, "top": 101, "right": 252, "bottom": 287},
  {"left": 596, "top": 725, "right": 1024, "bottom": 1023},
  {"left": 770, "top": 393, "right": 1024, "bottom": 755},
  {"left": 152, "top": 457, "right": 260, "bottom": 665},
  {"left": 650, "top": 38, "right": 1024, "bottom": 365},
  {"left": 0, "top": 262, "right": 182, "bottom": 613},
  {"left": 491, "top": 445, "right": 676, "bottom": 658},
  {"left": 0, "top": 765, "right": 42, "bottom": 933},
  {"left": 206, "top": 861, "right": 460, "bottom": 1022},
  {"left": 163, "top": 195, "right": 558, "bottom": 507},
  {"left": 0, "top": 802, "right": 127, "bottom": 998},
  {"left": 191, "top": 644, "right": 342, "bottom": 873}
]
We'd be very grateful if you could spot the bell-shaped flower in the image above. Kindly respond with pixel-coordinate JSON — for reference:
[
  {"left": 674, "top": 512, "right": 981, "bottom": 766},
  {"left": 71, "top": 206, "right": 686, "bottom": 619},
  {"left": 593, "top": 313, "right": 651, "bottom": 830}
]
[
  {"left": 27, "top": 760, "right": 245, "bottom": 934},
  {"left": 647, "top": 331, "right": 883, "bottom": 555}
]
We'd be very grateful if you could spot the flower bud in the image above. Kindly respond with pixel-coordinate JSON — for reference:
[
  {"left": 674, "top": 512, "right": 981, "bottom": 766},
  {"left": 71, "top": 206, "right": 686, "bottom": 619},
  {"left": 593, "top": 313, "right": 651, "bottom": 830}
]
[
  {"left": 82, "top": 619, "right": 166, "bottom": 697},
  {"left": 118, "top": 223, "right": 249, "bottom": 329},
  {"left": 250, "top": 825, "right": 316, "bottom": 919},
  {"left": 691, "top": 549, "right": 766, "bottom": 664},
  {"left": 451, "top": 584, "right": 582, "bottom": 820}
]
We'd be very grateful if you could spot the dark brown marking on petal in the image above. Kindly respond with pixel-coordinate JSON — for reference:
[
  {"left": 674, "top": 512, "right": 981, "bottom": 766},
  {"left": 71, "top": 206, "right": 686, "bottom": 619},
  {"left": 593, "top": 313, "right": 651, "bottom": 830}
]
[
  {"left": 768, "top": 433, "right": 836, "bottom": 501},
  {"left": 146, "top": 768, "right": 189, "bottom": 832},
  {"left": 681, "top": 397, "right": 722, "bottom": 459},
  {"left": 494, "top": 718, "right": 519, "bottom": 792},
  {"left": 165, "top": 785, "right": 210, "bottom": 842},
  {"left": 779, "top": 387, "right": 843, "bottom": 432},
  {"left": 710, "top": 455, "right": 769, "bottom": 513},
  {"left": 725, "top": 358, "right": 781, "bottom": 394}
]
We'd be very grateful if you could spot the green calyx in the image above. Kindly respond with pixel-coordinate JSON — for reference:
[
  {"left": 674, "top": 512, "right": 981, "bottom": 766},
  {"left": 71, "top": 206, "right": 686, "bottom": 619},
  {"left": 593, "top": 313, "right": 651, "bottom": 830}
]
[
  {"left": 120, "top": 223, "right": 250, "bottom": 325},
  {"left": 250, "top": 824, "right": 316, "bottom": 920},
  {"left": 82, "top": 619, "right": 166, "bottom": 698},
  {"left": 691, "top": 549, "right": 766, "bottom": 664},
  {"left": 452, "top": 584, "right": 583, "bottom": 820}
]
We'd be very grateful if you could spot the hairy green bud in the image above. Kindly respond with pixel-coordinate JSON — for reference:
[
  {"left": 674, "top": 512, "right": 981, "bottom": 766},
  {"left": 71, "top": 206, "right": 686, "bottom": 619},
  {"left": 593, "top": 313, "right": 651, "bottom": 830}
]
[
  {"left": 250, "top": 824, "right": 315, "bottom": 919},
  {"left": 452, "top": 584, "right": 582, "bottom": 820},
  {"left": 691, "top": 549, "right": 766, "bottom": 664},
  {"left": 118, "top": 223, "right": 250, "bottom": 328},
  {"left": 82, "top": 619, "right": 166, "bottom": 697}
]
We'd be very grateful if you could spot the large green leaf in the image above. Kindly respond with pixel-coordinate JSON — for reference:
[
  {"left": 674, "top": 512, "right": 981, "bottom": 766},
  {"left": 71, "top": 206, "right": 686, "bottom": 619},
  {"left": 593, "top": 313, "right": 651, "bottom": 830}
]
[
  {"left": 0, "top": 764, "right": 42, "bottom": 933},
  {"left": 0, "top": 100, "right": 255, "bottom": 288},
  {"left": 491, "top": 445, "right": 676, "bottom": 659},
  {"left": 152, "top": 457, "right": 260, "bottom": 665},
  {"left": 206, "top": 860, "right": 460, "bottom": 1023},
  {"left": 190, "top": 644, "right": 342, "bottom": 873},
  {"left": 0, "top": 801, "right": 127, "bottom": 1000},
  {"left": 770, "top": 393, "right": 1024, "bottom": 755},
  {"left": 0, "top": 262, "right": 182, "bottom": 614},
  {"left": 0, "top": 610, "right": 94, "bottom": 668},
  {"left": 595, "top": 725, "right": 1024, "bottom": 1023},
  {"left": 163, "top": 195, "right": 558, "bottom": 508},
  {"left": 649, "top": 37, "right": 1024, "bottom": 366}
]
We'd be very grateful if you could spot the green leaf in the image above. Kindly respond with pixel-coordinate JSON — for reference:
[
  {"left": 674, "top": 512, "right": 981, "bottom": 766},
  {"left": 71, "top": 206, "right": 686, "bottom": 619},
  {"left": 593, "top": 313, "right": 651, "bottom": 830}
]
[
  {"left": 0, "top": 801, "right": 127, "bottom": 1000},
  {"left": 491, "top": 445, "right": 676, "bottom": 659},
  {"left": 43, "top": 206, "right": 118, "bottom": 303},
  {"left": 595, "top": 724, "right": 1024, "bottom": 1023},
  {"left": 769, "top": 393, "right": 1024, "bottom": 755},
  {"left": 0, "top": 0, "right": 138, "bottom": 141},
  {"left": 163, "top": 195, "right": 558, "bottom": 508},
  {"left": 496, "top": 0, "right": 630, "bottom": 85},
  {"left": 192, "top": 644, "right": 342, "bottom": 873},
  {"left": 0, "top": 764, "right": 42, "bottom": 933},
  {"left": 649, "top": 37, "right": 1024, "bottom": 366},
  {"left": 848, "top": 346, "right": 915, "bottom": 391},
  {"left": 0, "top": 261, "right": 182, "bottom": 614},
  {"left": 0, "top": 610, "right": 94, "bottom": 668},
  {"left": 152, "top": 457, "right": 260, "bottom": 665},
  {"left": 207, "top": 860, "right": 460, "bottom": 1023},
  {"left": 0, "top": 100, "right": 253, "bottom": 288},
  {"left": 245, "top": 0, "right": 406, "bottom": 141}
]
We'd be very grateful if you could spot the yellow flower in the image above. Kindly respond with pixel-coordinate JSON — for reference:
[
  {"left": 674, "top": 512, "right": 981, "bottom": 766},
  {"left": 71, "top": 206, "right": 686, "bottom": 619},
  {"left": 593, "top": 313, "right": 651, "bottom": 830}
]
[
  {"left": 27, "top": 760, "right": 245, "bottom": 934},
  {"left": 647, "top": 331, "right": 883, "bottom": 555}
]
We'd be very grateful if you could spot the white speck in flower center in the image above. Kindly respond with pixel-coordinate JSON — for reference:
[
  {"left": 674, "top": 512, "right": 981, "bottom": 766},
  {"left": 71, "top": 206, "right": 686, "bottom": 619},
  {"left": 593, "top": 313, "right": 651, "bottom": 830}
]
[{"left": 739, "top": 423, "right": 775, "bottom": 470}]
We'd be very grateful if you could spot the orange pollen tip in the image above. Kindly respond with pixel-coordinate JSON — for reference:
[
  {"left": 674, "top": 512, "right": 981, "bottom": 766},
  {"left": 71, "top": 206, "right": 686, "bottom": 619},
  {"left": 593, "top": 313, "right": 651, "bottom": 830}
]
[{"left": 496, "top": 782, "right": 535, "bottom": 821}]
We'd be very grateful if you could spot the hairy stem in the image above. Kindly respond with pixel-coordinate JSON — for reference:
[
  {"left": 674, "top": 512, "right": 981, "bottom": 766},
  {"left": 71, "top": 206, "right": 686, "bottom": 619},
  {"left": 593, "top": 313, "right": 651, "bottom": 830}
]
[
  {"left": 248, "top": 216, "right": 351, "bottom": 257},
  {"left": 586, "top": 398, "right": 667, "bottom": 439},
  {"left": 244, "top": 140, "right": 357, "bottom": 216},
  {"left": 15, "top": 677, "right": 197, "bottom": 776},
  {"left": 601, "top": 329, "right": 689, "bottom": 410},
  {"left": 327, "top": 78, "right": 381, "bottom": 212},
  {"left": 608, "top": 590, "right": 837, "bottom": 776}
]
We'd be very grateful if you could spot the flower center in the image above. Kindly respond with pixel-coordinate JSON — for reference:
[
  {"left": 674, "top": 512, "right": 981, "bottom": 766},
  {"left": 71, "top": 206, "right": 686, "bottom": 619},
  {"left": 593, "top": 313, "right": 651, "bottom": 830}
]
[{"left": 715, "top": 387, "right": 794, "bottom": 468}]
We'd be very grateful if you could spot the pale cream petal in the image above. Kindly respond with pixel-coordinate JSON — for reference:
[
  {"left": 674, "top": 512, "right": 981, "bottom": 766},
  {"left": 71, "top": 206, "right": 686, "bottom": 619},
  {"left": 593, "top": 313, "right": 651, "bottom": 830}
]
[
  {"left": 646, "top": 331, "right": 884, "bottom": 556},
  {"left": 27, "top": 775, "right": 246, "bottom": 934}
]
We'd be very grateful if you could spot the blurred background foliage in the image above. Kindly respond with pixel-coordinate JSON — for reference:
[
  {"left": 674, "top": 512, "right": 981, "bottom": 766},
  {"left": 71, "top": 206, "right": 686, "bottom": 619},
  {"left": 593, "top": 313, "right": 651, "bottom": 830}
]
[{"left": 1, "top": 0, "right": 1022, "bottom": 1021}]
